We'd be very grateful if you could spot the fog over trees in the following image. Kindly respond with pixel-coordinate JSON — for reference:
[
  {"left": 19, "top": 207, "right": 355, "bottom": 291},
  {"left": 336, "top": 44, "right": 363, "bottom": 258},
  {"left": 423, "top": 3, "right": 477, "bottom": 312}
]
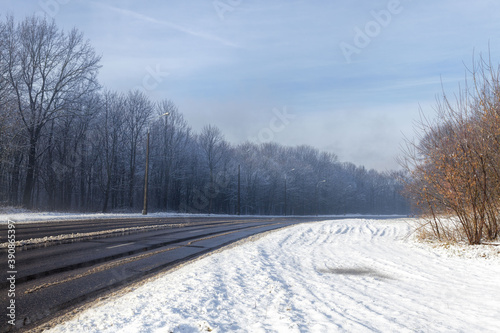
[{"left": 0, "top": 15, "right": 410, "bottom": 215}]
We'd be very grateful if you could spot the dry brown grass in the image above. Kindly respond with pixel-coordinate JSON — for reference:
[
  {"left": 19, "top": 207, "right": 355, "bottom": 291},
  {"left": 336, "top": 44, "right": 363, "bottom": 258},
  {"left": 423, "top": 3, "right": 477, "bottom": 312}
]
[{"left": 413, "top": 215, "right": 469, "bottom": 244}]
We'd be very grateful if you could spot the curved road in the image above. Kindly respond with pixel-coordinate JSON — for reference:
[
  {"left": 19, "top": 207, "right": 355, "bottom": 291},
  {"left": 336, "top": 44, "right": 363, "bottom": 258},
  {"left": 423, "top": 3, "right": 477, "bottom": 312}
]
[{"left": 1, "top": 216, "right": 339, "bottom": 332}]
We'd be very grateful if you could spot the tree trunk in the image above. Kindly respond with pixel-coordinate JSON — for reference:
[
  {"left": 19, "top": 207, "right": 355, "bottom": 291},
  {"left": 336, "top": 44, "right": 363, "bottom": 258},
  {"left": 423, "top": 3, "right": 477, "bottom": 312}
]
[
  {"left": 22, "top": 135, "right": 37, "bottom": 208},
  {"left": 9, "top": 153, "right": 22, "bottom": 206},
  {"left": 102, "top": 176, "right": 111, "bottom": 213}
]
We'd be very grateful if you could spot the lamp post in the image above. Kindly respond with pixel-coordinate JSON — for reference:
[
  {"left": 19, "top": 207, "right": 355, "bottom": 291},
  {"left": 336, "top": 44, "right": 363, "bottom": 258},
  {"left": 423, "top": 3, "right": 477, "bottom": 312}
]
[
  {"left": 142, "top": 112, "right": 169, "bottom": 216},
  {"left": 316, "top": 179, "right": 326, "bottom": 216}
]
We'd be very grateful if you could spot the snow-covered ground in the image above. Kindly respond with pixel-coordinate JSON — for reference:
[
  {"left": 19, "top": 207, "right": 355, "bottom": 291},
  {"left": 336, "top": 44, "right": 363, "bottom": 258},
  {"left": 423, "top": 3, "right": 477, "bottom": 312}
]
[
  {"left": 46, "top": 218, "right": 500, "bottom": 333},
  {"left": 0, "top": 210, "right": 222, "bottom": 224},
  {"left": 0, "top": 208, "right": 383, "bottom": 224}
]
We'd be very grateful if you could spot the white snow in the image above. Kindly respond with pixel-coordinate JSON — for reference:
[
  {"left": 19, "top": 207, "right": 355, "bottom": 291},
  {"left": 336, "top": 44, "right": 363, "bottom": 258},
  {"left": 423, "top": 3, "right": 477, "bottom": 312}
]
[
  {"left": 0, "top": 209, "right": 384, "bottom": 224},
  {"left": 0, "top": 210, "right": 223, "bottom": 224},
  {"left": 46, "top": 218, "right": 500, "bottom": 333}
]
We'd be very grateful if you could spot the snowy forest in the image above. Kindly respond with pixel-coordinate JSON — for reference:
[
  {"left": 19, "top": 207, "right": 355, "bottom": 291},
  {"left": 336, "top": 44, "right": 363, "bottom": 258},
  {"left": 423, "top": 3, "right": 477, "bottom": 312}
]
[{"left": 0, "top": 15, "right": 410, "bottom": 215}]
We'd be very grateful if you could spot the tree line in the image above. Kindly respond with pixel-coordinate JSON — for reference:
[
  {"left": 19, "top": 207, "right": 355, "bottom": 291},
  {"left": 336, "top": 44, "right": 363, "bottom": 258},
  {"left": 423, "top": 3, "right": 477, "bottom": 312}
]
[
  {"left": 400, "top": 55, "right": 500, "bottom": 244},
  {"left": 0, "top": 15, "right": 410, "bottom": 215}
]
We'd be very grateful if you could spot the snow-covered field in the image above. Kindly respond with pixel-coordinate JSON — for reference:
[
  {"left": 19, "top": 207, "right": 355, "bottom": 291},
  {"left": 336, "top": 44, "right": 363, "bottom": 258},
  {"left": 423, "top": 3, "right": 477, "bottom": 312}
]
[{"left": 46, "top": 218, "right": 500, "bottom": 333}]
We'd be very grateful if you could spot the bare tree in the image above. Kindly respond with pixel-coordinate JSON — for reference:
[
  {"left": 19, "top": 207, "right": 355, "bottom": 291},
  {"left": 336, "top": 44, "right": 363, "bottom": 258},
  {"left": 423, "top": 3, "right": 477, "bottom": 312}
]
[
  {"left": 95, "top": 91, "right": 125, "bottom": 212},
  {"left": 149, "top": 99, "right": 191, "bottom": 211},
  {"left": 198, "top": 124, "right": 228, "bottom": 214},
  {"left": 3, "top": 15, "right": 101, "bottom": 208},
  {"left": 124, "top": 90, "right": 153, "bottom": 208},
  {"left": 0, "top": 19, "right": 8, "bottom": 105}
]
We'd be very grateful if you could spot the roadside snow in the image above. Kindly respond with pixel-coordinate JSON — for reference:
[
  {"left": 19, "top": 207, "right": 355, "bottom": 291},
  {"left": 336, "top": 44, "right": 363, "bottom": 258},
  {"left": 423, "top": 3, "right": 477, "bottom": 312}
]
[
  {"left": 45, "top": 218, "right": 500, "bottom": 333},
  {"left": 0, "top": 223, "right": 192, "bottom": 248},
  {"left": 411, "top": 239, "right": 500, "bottom": 261},
  {"left": 0, "top": 211, "right": 222, "bottom": 224},
  {"left": 0, "top": 209, "right": 385, "bottom": 224}
]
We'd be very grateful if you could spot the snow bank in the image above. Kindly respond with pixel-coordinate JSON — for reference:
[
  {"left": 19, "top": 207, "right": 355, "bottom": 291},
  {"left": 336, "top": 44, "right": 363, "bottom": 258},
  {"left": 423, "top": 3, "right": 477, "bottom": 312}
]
[
  {"left": 0, "top": 211, "right": 225, "bottom": 224},
  {"left": 0, "top": 223, "right": 190, "bottom": 248},
  {"left": 47, "top": 219, "right": 500, "bottom": 333},
  {"left": 0, "top": 209, "right": 402, "bottom": 224}
]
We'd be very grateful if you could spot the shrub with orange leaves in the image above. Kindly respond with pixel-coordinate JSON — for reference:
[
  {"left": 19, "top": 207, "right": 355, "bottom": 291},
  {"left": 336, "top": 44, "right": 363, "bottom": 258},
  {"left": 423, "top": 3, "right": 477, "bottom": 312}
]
[{"left": 400, "top": 55, "right": 500, "bottom": 245}]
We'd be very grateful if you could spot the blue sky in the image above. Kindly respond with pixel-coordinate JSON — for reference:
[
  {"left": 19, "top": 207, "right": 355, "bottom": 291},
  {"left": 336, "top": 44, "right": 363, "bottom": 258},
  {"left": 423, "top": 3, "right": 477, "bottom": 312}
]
[{"left": 3, "top": 0, "right": 500, "bottom": 170}]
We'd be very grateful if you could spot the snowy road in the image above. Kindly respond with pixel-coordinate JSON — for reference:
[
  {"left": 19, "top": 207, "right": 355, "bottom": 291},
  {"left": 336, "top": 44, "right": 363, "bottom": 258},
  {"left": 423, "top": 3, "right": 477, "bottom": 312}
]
[{"left": 47, "top": 219, "right": 500, "bottom": 333}]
